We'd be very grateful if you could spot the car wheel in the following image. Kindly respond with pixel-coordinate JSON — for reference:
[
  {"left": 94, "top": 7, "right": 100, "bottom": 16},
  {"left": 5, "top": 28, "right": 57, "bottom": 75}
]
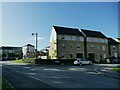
[
  {"left": 89, "top": 62, "right": 92, "bottom": 65},
  {"left": 79, "top": 63, "right": 82, "bottom": 66}
]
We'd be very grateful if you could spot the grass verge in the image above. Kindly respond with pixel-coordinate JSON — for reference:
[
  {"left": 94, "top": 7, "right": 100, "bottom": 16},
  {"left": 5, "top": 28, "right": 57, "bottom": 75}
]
[
  {"left": 2, "top": 77, "right": 13, "bottom": 90},
  {"left": 112, "top": 67, "right": 120, "bottom": 73},
  {"left": 10, "top": 58, "right": 35, "bottom": 63},
  {"left": 10, "top": 59, "right": 24, "bottom": 63}
]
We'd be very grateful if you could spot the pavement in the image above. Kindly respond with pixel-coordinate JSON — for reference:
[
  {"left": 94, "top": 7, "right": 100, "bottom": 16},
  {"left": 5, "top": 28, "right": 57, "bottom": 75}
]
[{"left": 94, "top": 64, "right": 120, "bottom": 79}]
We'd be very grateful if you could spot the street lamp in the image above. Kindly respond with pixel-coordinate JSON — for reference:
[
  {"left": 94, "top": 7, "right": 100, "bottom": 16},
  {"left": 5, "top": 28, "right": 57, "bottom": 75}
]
[{"left": 32, "top": 33, "right": 38, "bottom": 59}]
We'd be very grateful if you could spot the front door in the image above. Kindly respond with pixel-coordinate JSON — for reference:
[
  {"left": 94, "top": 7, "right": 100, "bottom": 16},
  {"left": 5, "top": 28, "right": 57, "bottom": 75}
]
[
  {"left": 69, "top": 54, "right": 73, "bottom": 59},
  {"left": 88, "top": 53, "right": 94, "bottom": 59},
  {"left": 76, "top": 53, "right": 83, "bottom": 58}
]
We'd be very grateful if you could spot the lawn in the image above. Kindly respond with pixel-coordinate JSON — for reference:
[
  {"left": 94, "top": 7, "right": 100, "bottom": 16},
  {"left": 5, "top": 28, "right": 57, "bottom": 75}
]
[
  {"left": 2, "top": 77, "right": 13, "bottom": 90},
  {"left": 10, "top": 58, "right": 35, "bottom": 63},
  {"left": 112, "top": 66, "right": 120, "bottom": 73}
]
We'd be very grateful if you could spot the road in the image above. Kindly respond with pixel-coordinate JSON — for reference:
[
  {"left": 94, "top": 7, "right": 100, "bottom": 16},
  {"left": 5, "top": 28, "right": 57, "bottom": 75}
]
[{"left": 1, "top": 61, "right": 120, "bottom": 89}]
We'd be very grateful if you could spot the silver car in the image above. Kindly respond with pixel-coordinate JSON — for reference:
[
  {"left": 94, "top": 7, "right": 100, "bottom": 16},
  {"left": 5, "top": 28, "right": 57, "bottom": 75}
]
[{"left": 74, "top": 58, "right": 92, "bottom": 65}]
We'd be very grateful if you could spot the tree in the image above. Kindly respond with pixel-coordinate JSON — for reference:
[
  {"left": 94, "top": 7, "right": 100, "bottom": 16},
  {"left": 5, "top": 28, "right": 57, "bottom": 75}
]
[{"left": 53, "top": 50, "right": 57, "bottom": 59}]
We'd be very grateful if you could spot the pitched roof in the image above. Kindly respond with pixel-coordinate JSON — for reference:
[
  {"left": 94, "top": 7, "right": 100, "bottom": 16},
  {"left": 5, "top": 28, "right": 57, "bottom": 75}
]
[
  {"left": 23, "top": 44, "right": 34, "bottom": 47},
  {"left": 117, "top": 38, "right": 120, "bottom": 40},
  {"left": 53, "top": 26, "right": 84, "bottom": 36},
  {"left": 108, "top": 38, "right": 118, "bottom": 45},
  {"left": 81, "top": 29, "right": 107, "bottom": 38},
  {"left": 1, "top": 46, "right": 22, "bottom": 49}
]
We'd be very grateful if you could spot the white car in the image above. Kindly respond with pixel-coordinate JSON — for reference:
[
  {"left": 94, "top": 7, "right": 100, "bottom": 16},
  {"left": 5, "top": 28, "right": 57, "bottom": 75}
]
[{"left": 74, "top": 58, "right": 92, "bottom": 65}]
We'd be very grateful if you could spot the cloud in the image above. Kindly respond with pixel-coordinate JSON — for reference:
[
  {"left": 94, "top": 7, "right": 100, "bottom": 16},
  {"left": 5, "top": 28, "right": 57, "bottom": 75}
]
[
  {"left": 37, "top": 37, "right": 45, "bottom": 41},
  {"left": 27, "top": 36, "right": 45, "bottom": 41}
]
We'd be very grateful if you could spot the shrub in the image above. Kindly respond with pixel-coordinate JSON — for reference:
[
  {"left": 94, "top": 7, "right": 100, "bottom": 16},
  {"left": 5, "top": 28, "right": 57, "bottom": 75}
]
[{"left": 35, "top": 59, "right": 75, "bottom": 65}]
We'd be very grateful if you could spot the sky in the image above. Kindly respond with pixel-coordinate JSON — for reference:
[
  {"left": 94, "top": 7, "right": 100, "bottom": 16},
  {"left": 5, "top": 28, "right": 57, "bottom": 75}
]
[{"left": 1, "top": 2, "right": 118, "bottom": 50}]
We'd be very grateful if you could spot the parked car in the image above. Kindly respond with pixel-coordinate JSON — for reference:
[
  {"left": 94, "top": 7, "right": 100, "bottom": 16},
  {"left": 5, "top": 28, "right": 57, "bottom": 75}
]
[
  {"left": 74, "top": 58, "right": 92, "bottom": 65},
  {"left": 87, "top": 58, "right": 97, "bottom": 63},
  {"left": 110, "top": 57, "right": 120, "bottom": 64}
]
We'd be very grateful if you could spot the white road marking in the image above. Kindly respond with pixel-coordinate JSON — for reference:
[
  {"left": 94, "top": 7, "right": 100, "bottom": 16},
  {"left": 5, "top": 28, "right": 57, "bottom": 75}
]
[{"left": 29, "top": 76, "right": 57, "bottom": 88}]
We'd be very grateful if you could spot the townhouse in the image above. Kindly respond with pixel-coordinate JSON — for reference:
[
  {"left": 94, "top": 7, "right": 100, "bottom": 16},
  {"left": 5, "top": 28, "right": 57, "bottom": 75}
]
[
  {"left": 114, "top": 38, "right": 120, "bottom": 58},
  {"left": 49, "top": 26, "right": 85, "bottom": 59},
  {"left": 81, "top": 29, "right": 109, "bottom": 62},
  {"left": 49, "top": 26, "right": 112, "bottom": 63},
  {"left": 108, "top": 38, "right": 119, "bottom": 58}
]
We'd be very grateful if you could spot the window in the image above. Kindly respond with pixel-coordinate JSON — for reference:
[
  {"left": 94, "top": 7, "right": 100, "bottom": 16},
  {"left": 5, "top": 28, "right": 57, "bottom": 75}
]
[
  {"left": 81, "top": 59, "right": 84, "bottom": 61},
  {"left": 70, "top": 36, "right": 72, "bottom": 40},
  {"left": 61, "top": 53, "right": 64, "bottom": 58},
  {"left": 104, "top": 54, "right": 106, "bottom": 58},
  {"left": 61, "top": 35, "right": 65, "bottom": 40},
  {"left": 70, "top": 54, "right": 73, "bottom": 58},
  {"left": 99, "top": 38, "right": 104, "bottom": 43},
  {"left": 77, "top": 43, "right": 80, "bottom": 48},
  {"left": 103, "top": 46, "right": 105, "bottom": 51},
  {"left": 90, "top": 44, "right": 93, "bottom": 49},
  {"left": 5, "top": 50, "right": 8, "bottom": 52},
  {"left": 114, "top": 53, "right": 117, "bottom": 57},
  {"left": 97, "top": 46, "right": 99, "bottom": 49},
  {"left": 113, "top": 46, "right": 115, "bottom": 49},
  {"left": 62, "top": 43, "right": 65, "bottom": 47},
  {"left": 9, "top": 50, "right": 12, "bottom": 53},
  {"left": 76, "top": 36, "right": 80, "bottom": 40}
]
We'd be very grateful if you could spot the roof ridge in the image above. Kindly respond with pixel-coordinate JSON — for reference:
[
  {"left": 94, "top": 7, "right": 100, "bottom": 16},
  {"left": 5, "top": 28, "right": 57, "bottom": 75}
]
[{"left": 53, "top": 25, "right": 78, "bottom": 30}]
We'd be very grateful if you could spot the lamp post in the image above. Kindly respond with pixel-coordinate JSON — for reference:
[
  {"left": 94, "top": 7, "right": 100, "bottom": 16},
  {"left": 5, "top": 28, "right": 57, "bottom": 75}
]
[{"left": 32, "top": 33, "right": 38, "bottom": 59}]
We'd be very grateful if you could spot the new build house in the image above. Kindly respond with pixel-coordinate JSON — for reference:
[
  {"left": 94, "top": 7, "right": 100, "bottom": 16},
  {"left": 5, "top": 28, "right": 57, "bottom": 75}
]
[
  {"left": 114, "top": 38, "right": 120, "bottom": 58},
  {"left": 81, "top": 29, "right": 109, "bottom": 62},
  {"left": 49, "top": 26, "right": 111, "bottom": 62},
  {"left": 49, "top": 26, "right": 84, "bottom": 59},
  {"left": 108, "top": 38, "right": 119, "bottom": 58}
]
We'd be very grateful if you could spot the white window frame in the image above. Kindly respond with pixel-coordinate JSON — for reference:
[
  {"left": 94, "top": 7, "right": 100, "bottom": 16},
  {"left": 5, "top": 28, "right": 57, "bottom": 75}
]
[
  {"left": 103, "top": 46, "right": 105, "bottom": 51},
  {"left": 62, "top": 43, "right": 65, "bottom": 47}
]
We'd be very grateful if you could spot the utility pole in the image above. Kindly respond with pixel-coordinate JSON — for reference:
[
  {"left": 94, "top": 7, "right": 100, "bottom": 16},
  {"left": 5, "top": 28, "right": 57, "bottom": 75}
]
[{"left": 32, "top": 33, "right": 38, "bottom": 59}]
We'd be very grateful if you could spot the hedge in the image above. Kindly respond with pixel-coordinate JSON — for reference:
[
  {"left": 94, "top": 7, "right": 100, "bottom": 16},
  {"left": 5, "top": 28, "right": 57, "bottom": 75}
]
[{"left": 35, "top": 59, "right": 75, "bottom": 65}]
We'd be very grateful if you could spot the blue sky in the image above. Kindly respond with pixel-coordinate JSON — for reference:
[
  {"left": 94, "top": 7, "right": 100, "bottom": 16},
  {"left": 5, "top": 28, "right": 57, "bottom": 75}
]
[{"left": 1, "top": 2, "right": 118, "bottom": 50}]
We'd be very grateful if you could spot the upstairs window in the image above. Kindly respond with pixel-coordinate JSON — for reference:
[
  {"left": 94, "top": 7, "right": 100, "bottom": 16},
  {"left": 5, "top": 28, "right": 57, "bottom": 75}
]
[
  {"left": 61, "top": 35, "right": 65, "bottom": 40},
  {"left": 113, "top": 46, "right": 115, "bottom": 49},
  {"left": 5, "top": 50, "right": 8, "bottom": 52},
  {"left": 76, "top": 36, "right": 80, "bottom": 40},
  {"left": 70, "top": 36, "right": 72, "bottom": 40},
  {"left": 90, "top": 44, "right": 94, "bottom": 49},
  {"left": 77, "top": 43, "right": 80, "bottom": 48}
]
